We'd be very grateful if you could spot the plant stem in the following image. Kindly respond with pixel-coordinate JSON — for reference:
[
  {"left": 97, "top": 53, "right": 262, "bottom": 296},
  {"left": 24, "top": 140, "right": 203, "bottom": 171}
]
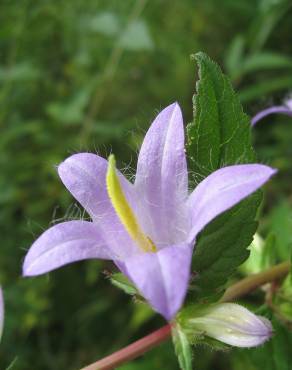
[
  {"left": 80, "top": 260, "right": 291, "bottom": 370},
  {"left": 220, "top": 260, "right": 290, "bottom": 302},
  {"left": 80, "top": 324, "right": 171, "bottom": 370}
]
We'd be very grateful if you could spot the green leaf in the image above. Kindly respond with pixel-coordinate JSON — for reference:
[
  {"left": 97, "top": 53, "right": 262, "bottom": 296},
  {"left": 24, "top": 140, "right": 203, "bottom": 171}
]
[
  {"left": 187, "top": 52, "right": 262, "bottom": 301},
  {"left": 109, "top": 272, "right": 138, "bottom": 295},
  {"left": 240, "top": 232, "right": 277, "bottom": 275},
  {"left": 268, "top": 201, "right": 292, "bottom": 261},
  {"left": 239, "top": 75, "right": 292, "bottom": 102},
  {"left": 187, "top": 52, "right": 255, "bottom": 180},
  {"left": 241, "top": 52, "right": 292, "bottom": 74},
  {"left": 172, "top": 324, "right": 193, "bottom": 370},
  {"left": 247, "top": 0, "right": 292, "bottom": 52},
  {"left": 224, "top": 35, "right": 245, "bottom": 80}
]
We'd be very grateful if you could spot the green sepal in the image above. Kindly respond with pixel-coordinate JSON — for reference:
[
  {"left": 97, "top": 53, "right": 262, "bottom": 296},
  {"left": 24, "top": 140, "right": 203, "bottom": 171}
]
[
  {"left": 108, "top": 272, "right": 138, "bottom": 295},
  {"left": 172, "top": 323, "right": 193, "bottom": 370},
  {"left": 193, "top": 337, "right": 231, "bottom": 352},
  {"left": 176, "top": 304, "right": 231, "bottom": 353}
]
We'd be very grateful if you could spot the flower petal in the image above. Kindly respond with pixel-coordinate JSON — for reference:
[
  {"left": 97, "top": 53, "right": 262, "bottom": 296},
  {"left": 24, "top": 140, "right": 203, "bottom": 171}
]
[
  {"left": 58, "top": 153, "right": 133, "bottom": 221},
  {"left": 58, "top": 153, "right": 138, "bottom": 257},
  {"left": 0, "top": 287, "right": 4, "bottom": 341},
  {"left": 135, "top": 103, "right": 189, "bottom": 246},
  {"left": 23, "top": 221, "right": 115, "bottom": 276},
  {"left": 119, "top": 243, "right": 192, "bottom": 320},
  {"left": 252, "top": 105, "right": 292, "bottom": 126},
  {"left": 187, "top": 164, "right": 276, "bottom": 243}
]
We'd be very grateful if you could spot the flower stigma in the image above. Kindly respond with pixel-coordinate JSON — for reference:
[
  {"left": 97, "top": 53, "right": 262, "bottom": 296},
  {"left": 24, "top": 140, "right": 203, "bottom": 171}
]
[{"left": 106, "top": 155, "right": 156, "bottom": 253}]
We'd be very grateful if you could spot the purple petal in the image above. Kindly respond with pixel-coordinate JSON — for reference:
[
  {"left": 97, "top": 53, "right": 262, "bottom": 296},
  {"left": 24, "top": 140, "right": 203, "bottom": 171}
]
[
  {"left": 58, "top": 153, "right": 133, "bottom": 221},
  {"left": 58, "top": 153, "right": 138, "bottom": 256},
  {"left": 23, "top": 221, "right": 115, "bottom": 276},
  {"left": 251, "top": 105, "right": 292, "bottom": 126},
  {"left": 134, "top": 103, "right": 189, "bottom": 246},
  {"left": 187, "top": 164, "right": 276, "bottom": 243},
  {"left": 119, "top": 243, "right": 192, "bottom": 320},
  {"left": 0, "top": 287, "right": 3, "bottom": 341}
]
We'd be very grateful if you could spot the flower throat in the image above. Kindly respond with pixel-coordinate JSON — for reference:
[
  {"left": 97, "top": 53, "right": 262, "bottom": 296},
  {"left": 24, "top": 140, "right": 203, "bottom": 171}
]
[{"left": 106, "top": 155, "right": 156, "bottom": 253}]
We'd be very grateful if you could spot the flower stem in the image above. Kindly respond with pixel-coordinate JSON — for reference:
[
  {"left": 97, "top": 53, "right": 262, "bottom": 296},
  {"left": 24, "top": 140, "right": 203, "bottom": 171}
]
[
  {"left": 220, "top": 260, "right": 290, "bottom": 302},
  {"left": 80, "top": 260, "right": 291, "bottom": 370},
  {"left": 80, "top": 324, "right": 171, "bottom": 370}
]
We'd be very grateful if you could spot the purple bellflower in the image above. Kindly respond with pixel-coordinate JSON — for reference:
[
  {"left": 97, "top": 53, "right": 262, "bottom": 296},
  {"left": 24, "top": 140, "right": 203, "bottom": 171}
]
[
  {"left": 252, "top": 98, "right": 292, "bottom": 126},
  {"left": 23, "top": 103, "right": 276, "bottom": 320}
]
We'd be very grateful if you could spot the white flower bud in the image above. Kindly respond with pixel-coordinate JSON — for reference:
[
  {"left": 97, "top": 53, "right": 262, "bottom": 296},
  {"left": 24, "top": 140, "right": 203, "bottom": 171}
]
[{"left": 185, "top": 303, "right": 272, "bottom": 348}]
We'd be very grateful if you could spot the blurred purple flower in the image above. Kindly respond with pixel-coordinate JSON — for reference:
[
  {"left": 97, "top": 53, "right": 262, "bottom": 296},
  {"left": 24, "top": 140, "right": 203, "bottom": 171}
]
[
  {"left": 252, "top": 98, "right": 292, "bottom": 126},
  {"left": 23, "top": 103, "right": 276, "bottom": 320}
]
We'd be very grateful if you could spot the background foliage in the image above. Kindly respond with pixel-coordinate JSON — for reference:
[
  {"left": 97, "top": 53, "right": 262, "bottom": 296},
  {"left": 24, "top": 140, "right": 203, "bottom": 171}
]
[{"left": 0, "top": 0, "right": 292, "bottom": 369}]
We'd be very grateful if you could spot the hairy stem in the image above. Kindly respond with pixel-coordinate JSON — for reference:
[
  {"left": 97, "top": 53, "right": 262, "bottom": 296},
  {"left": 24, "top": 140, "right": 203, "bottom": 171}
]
[
  {"left": 80, "top": 324, "right": 171, "bottom": 370},
  {"left": 80, "top": 260, "right": 291, "bottom": 370}
]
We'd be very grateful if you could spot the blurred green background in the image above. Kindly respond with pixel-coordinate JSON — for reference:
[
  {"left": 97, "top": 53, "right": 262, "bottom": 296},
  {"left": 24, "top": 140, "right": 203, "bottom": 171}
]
[{"left": 1, "top": 0, "right": 292, "bottom": 369}]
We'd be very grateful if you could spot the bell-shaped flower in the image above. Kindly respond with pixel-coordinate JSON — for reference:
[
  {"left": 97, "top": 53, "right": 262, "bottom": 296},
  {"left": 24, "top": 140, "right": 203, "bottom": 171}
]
[
  {"left": 252, "top": 98, "right": 292, "bottom": 125},
  {"left": 180, "top": 303, "right": 272, "bottom": 347},
  {"left": 23, "top": 103, "right": 276, "bottom": 320}
]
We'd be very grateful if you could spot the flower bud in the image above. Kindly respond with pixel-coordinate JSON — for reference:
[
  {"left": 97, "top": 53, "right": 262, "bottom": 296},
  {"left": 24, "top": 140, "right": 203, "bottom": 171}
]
[{"left": 181, "top": 303, "right": 272, "bottom": 348}]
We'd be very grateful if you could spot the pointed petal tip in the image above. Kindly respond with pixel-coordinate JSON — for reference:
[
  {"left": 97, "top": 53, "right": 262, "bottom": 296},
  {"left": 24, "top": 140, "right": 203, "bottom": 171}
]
[
  {"left": 167, "top": 101, "right": 181, "bottom": 114},
  {"left": 255, "top": 164, "right": 277, "bottom": 182},
  {"left": 187, "top": 163, "right": 277, "bottom": 244},
  {"left": 157, "top": 102, "right": 182, "bottom": 118}
]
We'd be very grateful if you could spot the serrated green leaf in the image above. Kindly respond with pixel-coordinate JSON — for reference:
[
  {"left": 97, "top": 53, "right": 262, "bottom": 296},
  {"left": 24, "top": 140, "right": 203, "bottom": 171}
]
[
  {"left": 172, "top": 324, "right": 193, "bottom": 370},
  {"left": 187, "top": 52, "right": 262, "bottom": 301},
  {"left": 109, "top": 273, "right": 138, "bottom": 295},
  {"left": 187, "top": 52, "right": 255, "bottom": 178}
]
